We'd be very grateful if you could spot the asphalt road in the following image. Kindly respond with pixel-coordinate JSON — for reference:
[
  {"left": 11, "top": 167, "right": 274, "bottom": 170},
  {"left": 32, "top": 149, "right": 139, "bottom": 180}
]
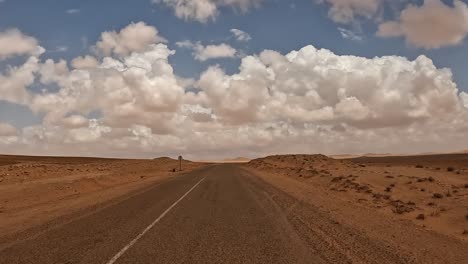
[{"left": 0, "top": 164, "right": 408, "bottom": 264}]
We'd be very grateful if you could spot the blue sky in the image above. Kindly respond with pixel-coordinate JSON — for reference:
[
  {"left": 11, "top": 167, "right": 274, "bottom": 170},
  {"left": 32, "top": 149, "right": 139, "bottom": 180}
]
[
  {"left": 1, "top": 0, "right": 467, "bottom": 89},
  {"left": 0, "top": 0, "right": 468, "bottom": 158}
]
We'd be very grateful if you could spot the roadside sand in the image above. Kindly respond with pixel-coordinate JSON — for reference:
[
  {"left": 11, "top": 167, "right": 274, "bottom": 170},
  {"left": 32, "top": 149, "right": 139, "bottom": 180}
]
[
  {"left": 0, "top": 155, "right": 205, "bottom": 237},
  {"left": 243, "top": 154, "right": 468, "bottom": 242}
]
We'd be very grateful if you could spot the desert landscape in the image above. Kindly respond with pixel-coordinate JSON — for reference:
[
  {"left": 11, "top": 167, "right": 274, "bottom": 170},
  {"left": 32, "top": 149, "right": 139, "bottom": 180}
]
[
  {"left": 0, "top": 155, "right": 205, "bottom": 240},
  {"left": 3, "top": 0, "right": 468, "bottom": 262},
  {"left": 244, "top": 154, "right": 468, "bottom": 241},
  {"left": 1, "top": 152, "right": 467, "bottom": 262}
]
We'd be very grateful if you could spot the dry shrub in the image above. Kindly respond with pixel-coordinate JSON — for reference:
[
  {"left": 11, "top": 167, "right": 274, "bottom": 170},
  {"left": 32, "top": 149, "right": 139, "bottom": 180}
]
[
  {"left": 416, "top": 214, "right": 425, "bottom": 220},
  {"left": 391, "top": 200, "right": 414, "bottom": 214}
]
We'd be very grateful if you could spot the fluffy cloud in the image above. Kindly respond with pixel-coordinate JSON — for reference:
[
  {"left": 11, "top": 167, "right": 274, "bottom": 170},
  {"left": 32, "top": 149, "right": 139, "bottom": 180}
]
[
  {"left": 197, "top": 46, "right": 464, "bottom": 129},
  {"left": 0, "top": 56, "right": 40, "bottom": 104},
  {"left": 96, "top": 22, "right": 167, "bottom": 56},
  {"left": 0, "top": 123, "right": 17, "bottom": 137},
  {"left": 71, "top": 55, "right": 99, "bottom": 69},
  {"left": 1, "top": 22, "right": 467, "bottom": 159},
  {"left": 318, "top": 0, "right": 382, "bottom": 24},
  {"left": 377, "top": 0, "right": 468, "bottom": 49},
  {"left": 61, "top": 115, "right": 90, "bottom": 129},
  {"left": 176, "top": 41, "right": 237, "bottom": 61},
  {"left": 152, "top": 0, "right": 263, "bottom": 22},
  {"left": 231, "top": 28, "right": 251, "bottom": 41},
  {"left": 461, "top": 92, "right": 468, "bottom": 109},
  {"left": 0, "top": 29, "right": 44, "bottom": 60},
  {"left": 32, "top": 45, "right": 182, "bottom": 133},
  {"left": 0, "top": 123, "right": 18, "bottom": 145}
]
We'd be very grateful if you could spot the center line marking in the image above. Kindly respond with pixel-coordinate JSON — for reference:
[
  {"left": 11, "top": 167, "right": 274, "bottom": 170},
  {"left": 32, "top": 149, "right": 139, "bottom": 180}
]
[{"left": 106, "top": 177, "right": 206, "bottom": 264}]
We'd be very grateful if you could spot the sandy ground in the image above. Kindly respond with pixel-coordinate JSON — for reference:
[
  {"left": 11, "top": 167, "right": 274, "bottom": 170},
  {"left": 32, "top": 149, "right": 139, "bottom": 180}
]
[
  {"left": 243, "top": 154, "right": 468, "bottom": 243},
  {"left": 2, "top": 152, "right": 467, "bottom": 262},
  {"left": 0, "top": 155, "right": 206, "bottom": 238}
]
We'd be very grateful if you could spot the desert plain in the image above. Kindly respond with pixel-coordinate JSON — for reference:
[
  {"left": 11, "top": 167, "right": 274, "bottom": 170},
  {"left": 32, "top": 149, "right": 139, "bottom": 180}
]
[
  {"left": 245, "top": 153, "right": 468, "bottom": 241},
  {"left": 0, "top": 155, "right": 204, "bottom": 239},
  {"left": 0, "top": 153, "right": 467, "bottom": 263}
]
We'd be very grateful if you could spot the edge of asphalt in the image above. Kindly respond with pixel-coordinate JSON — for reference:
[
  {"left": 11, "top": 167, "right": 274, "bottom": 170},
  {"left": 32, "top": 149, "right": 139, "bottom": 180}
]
[{"left": 0, "top": 164, "right": 216, "bottom": 251}]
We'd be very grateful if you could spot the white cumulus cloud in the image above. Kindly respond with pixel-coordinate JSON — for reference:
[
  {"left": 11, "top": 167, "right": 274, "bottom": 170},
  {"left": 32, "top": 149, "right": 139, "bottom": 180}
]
[
  {"left": 0, "top": 29, "right": 44, "bottom": 60},
  {"left": 318, "top": 0, "right": 382, "bottom": 24},
  {"left": 0, "top": 123, "right": 17, "bottom": 137},
  {"left": 461, "top": 92, "right": 468, "bottom": 109},
  {"left": 31, "top": 43, "right": 185, "bottom": 135},
  {"left": 71, "top": 55, "right": 99, "bottom": 69},
  {"left": 196, "top": 46, "right": 464, "bottom": 128},
  {"left": 0, "top": 56, "right": 40, "bottom": 104},
  {"left": 96, "top": 22, "right": 167, "bottom": 56},
  {"left": 0, "top": 22, "right": 467, "bottom": 159},
  {"left": 176, "top": 41, "right": 237, "bottom": 61},
  {"left": 377, "top": 0, "right": 468, "bottom": 49},
  {"left": 152, "top": 0, "right": 263, "bottom": 23}
]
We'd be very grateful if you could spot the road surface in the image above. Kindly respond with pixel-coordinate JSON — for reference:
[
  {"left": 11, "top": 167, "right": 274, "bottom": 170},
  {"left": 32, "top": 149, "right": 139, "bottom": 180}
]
[{"left": 0, "top": 164, "right": 408, "bottom": 263}]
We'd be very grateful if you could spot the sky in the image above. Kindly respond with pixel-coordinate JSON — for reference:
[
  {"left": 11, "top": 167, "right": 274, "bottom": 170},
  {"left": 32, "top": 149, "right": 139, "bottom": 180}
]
[{"left": 0, "top": 0, "right": 468, "bottom": 159}]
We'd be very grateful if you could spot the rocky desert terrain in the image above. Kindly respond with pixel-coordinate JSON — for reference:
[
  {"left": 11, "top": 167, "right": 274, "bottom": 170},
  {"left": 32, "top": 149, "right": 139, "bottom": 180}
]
[
  {"left": 243, "top": 154, "right": 468, "bottom": 249},
  {"left": 0, "top": 155, "right": 205, "bottom": 239}
]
